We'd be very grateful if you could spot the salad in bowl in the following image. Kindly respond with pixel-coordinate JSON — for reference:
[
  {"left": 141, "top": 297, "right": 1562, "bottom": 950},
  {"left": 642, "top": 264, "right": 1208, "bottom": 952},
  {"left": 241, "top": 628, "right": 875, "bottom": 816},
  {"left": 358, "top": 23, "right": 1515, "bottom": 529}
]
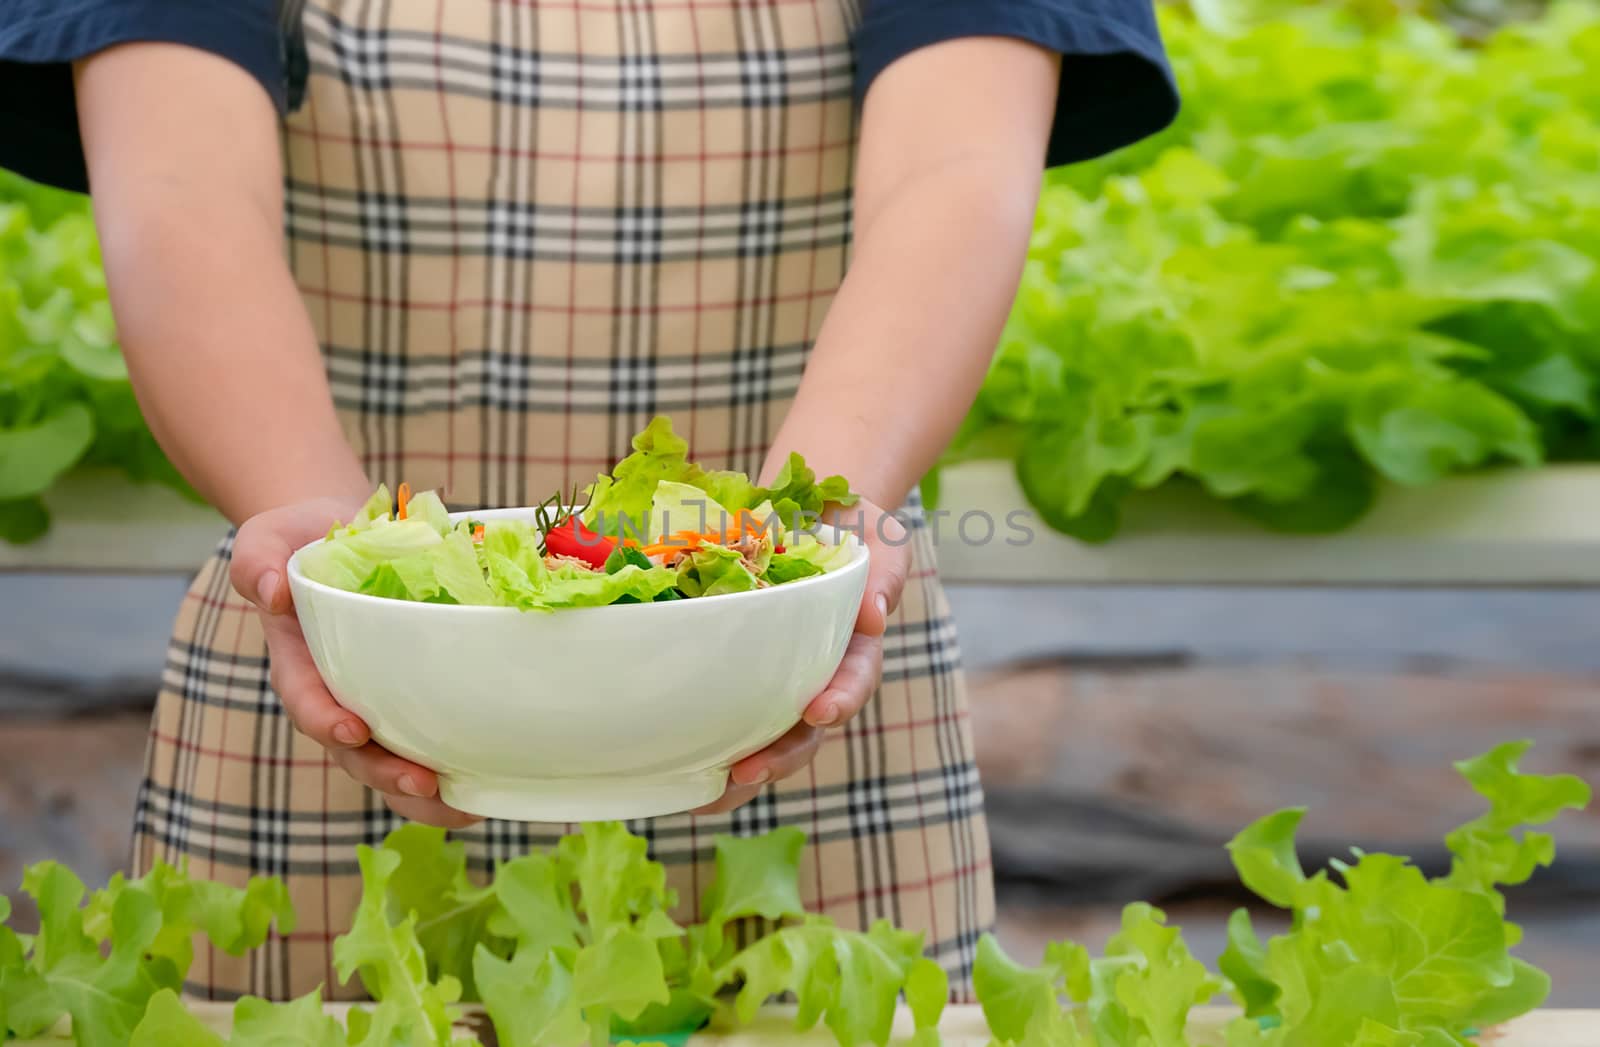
[
  {"left": 295, "top": 415, "right": 860, "bottom": 609},
  {"left": 285, "top": 417, "right": 870, "bottom": 821}
]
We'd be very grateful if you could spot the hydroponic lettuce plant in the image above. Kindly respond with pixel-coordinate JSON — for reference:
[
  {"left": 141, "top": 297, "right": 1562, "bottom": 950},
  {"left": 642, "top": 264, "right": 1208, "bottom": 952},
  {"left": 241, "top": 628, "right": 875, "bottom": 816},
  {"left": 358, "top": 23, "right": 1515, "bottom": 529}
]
[
  {"left": 0, "top": 170, "right": 194, "bottom": 544},
  {"left": 0, "top": 742, "right": 1587, "bottom": 1045},
  {"left": 972, "top": 741, "right": 1591, "bottom": 1046},
  {"left": 939, "top": 1, "right": 1600, "bottom": 541}
]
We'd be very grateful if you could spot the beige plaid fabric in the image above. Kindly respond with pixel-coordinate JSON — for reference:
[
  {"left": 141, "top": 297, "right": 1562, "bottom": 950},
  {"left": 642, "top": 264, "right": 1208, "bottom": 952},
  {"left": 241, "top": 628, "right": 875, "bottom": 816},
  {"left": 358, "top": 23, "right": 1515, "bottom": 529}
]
[{"left": 132, "top": 0, "right": 994, "bottom": 1003}]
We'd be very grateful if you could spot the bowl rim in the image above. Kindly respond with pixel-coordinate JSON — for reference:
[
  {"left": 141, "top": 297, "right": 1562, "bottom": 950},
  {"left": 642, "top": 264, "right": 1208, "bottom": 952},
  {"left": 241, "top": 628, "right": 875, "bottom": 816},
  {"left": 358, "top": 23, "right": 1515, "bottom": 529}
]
[{"left": 285, "top": 505, "right": 871, "bottom": 615}]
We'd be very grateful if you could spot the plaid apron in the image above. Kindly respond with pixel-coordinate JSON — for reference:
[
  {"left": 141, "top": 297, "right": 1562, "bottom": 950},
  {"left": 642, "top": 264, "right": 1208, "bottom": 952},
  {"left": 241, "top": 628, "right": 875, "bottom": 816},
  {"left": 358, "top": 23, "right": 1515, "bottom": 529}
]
[{"left": 131, "top": 0, "right": 993, "bottom": 1003}]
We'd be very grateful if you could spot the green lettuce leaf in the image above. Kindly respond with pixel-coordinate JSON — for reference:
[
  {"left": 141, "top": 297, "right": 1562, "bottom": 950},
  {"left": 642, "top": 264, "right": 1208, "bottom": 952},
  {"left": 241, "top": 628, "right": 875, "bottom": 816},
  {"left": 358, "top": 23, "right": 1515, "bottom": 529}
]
[
  {"left": 332, "top": 846, "right": 465, "bottom": 1046},
  {"left": 718, "top": 917, "right": 924, "bottom": 1047},
  {"left": 128, "top": 988, "right": 225, "bottom": 1047},
  {"left": 767, "top": 535, "right": 854, "bottom": 578},
  {"left": 646, "top": 480, "right": 724, "bottom": 543},
  {"left": 1438, "top": 740, "right": 1593, "bottom": 908},
  {"left": 474, "top": 946, "right": 587, "bottom": 1047},
  {"left": 903, "top": 957, "right": 950, "bottom": 1036},
  {"left": 229, "top": 992, "right": 347, "bottom": 1046},
  {"left": 1083, "top": 903, "right": 1221, "bottom": 1044},
  {"left": 583, "top": 417, "right": 703, "bottom": 538},
  {"left": 0, "top": 497, "right": 50, "bottom": 544},
  {"left": 82, "top": 859, "right": 295, "bottom": 984},
  {"left": 1220, "top": 739, "right": 1591, "bottom": 1042},
  {"left": 487, "top": 851, "right": 584, "bottom": 962},
  {"left": 346, "top": 485, "right": 396, "bottom": 531},
  {"left": 1218, "top": 909, "right": 1278, "bottom": 1018},
  {"left": 573, "top": 925, "right": 672, "bottom": 1024},
  {"left": 403, "top": 489, "right": 453, "bottom": 536},
  {"left": 699, "top": 828, "right": 807, "bottom": 952},
  {"left": 973, "top": 933, "right": 1072, "bottom": 1043},
  {"left": 582, "top": 416, "right": 856, "bottom": 543},
  {"left": 675, "top": 545, "right": 759, "bottom": 597},
  {"left": 481, "top": 521, "right": 677, "bottom": 610},
  {"left": 377, "top": 825, "right": 506, "bottom": 1001},
  {"left": 297, "top": 520, "right": 445, "bottom": 592},
  {"left": 0, "top": 403, "right": 94, "bottom": 500},
  {"left": 431, "top": 529, "right": 498, "bottom": 606},
  {"left": 754, "top": 453, "right": 858, "bottom": 530},
  {"left": 763, "top": 553, "right": 825, "bottom": 585}
]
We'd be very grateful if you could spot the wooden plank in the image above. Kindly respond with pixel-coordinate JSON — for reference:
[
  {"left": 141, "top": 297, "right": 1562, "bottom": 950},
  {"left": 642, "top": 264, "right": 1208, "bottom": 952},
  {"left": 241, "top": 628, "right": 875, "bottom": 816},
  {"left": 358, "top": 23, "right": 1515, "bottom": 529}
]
[
  {"left": 933, "top": 461, "right": 1600, "bottom": 586},
  {"left": 16, "top": 1004, "right": 1597, "bottom": 1045},
  {"left": 0, "top": 470, "right": 224, "bottom": 574},
  {"left": 971, "top": 661, "right": 1600, "bottom": 904}
]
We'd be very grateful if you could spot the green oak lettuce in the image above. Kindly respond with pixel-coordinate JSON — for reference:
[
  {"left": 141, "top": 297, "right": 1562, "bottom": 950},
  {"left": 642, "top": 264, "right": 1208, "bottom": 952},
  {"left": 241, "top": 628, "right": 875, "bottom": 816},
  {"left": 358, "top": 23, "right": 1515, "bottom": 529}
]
[
  {"left": 7, "top": 742, "right": 1587, "bottom": 1046},
  {"left": 583, "top": 417, "right": 856, "bottom": 540},
  {"left": 941, "top": 1, "right": 1600, "bottom": 540},
  {"left": 1, "top": 859, "right": 293, "bottom": 1047},
  {"left": 0, "top": 170, "right": 195, "bottom": 544},
  {"left": 973, "top": 740, "right": 1591, "bottom": 1047}
]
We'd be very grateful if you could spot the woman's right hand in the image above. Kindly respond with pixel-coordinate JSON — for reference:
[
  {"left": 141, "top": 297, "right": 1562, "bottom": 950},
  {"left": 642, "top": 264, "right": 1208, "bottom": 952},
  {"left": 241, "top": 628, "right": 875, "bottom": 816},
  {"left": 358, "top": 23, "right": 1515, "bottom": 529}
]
[{"left": 230, "top": 497, "right": 483, "bottom": 829}]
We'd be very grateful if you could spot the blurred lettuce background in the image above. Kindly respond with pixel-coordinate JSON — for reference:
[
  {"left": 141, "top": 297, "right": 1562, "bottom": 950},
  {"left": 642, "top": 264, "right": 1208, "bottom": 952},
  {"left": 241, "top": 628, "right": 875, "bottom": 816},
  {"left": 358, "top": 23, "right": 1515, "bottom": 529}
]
[
  {"left": 4, "top": 0, "right": 1599, "bottom": 543},
  {"left": 0, "top": 171, "right": 193, "bottom": 544},
  {"left": 937, "top": 0, "right": 1600, "bottom": 539}
]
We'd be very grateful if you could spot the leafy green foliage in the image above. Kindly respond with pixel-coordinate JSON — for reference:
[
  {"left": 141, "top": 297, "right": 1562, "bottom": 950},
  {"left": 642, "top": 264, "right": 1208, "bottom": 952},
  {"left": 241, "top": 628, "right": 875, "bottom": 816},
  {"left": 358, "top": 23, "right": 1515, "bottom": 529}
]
[
  {"left": 0, "top": 170, "right": 195, "bottom": 543},
  {"left": 331, "top": 846, "right": 469, "bottom": 1046},
  {"left": 977, "top": 906, "right": 1217, "bottom": 1047},
  {"left": 973, "top": 741, "right": 1588, "bottom": 1047},
  {"left": 944, "top": 1, "right": 1600, "bottom": 539},
  {"left": 1217, "top": 739, "right": 1591, "bottom": 1044},
  {"left": 583, "top": 416, "right": 855, "bottom": 539},
  {"left": 4, "top": 745, "right": 1586, "bottom": 1045},
  {"left": 0, "top": 859, "right": 293, "bottom": 1046},
  {"left": 341, "top": 823, "right": 930, "bottom": 1047}
]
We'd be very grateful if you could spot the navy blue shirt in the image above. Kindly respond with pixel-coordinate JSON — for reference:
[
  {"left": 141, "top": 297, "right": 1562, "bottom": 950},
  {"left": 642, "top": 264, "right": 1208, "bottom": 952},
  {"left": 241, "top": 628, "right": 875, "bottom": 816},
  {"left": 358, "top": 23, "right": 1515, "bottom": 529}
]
[{"left": 0, "top": 0, "right": 1176, "bottom": 193}]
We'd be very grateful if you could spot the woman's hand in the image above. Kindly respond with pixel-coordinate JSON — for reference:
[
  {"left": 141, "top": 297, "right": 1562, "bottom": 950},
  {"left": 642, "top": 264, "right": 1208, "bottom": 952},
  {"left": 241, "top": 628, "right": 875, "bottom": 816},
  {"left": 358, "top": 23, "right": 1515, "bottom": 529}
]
[
  {"left": 695, "top": 499, "right": 910, "bottom": 814},
  {"left": 230, "top": 497, "right": 483, "bottom": 829}
]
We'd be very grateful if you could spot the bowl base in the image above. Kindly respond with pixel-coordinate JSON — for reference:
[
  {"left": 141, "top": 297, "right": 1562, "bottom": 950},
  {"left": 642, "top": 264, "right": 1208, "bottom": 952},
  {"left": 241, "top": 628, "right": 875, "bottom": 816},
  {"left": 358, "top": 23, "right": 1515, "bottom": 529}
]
[{"left": 439, "top": 767, "right": 729, "bottom": 822}]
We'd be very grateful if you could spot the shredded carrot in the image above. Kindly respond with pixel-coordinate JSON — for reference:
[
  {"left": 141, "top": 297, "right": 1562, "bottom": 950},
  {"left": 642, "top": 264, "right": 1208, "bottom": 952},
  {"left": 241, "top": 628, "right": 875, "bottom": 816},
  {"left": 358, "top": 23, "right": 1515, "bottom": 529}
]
[
  {"left": 396, "top": 482, "right": 412, "bottom": 521},
  {"left": 625, "top": 520, "right": 769, "bottom": 557},
  {"left": 473, "top": 523, "right": 485, "bottom": 542},
  {"left": 638, "top": 542, "right": 686, "bottom": 558}
]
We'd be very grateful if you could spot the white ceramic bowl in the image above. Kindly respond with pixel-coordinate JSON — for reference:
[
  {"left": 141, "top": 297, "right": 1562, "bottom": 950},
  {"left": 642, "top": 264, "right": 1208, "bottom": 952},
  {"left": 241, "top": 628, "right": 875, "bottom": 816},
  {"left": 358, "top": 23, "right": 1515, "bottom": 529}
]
[{"left": 286, "top": 508, "right": 869, "bottom": 822}]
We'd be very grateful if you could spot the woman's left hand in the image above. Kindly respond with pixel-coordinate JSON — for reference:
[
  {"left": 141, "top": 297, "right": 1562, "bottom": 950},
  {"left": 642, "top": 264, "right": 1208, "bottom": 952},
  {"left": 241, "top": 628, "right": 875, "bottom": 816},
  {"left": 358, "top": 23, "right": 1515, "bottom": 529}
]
[{"left": 695, "top": 499, "right": 910, "bottom": 814}]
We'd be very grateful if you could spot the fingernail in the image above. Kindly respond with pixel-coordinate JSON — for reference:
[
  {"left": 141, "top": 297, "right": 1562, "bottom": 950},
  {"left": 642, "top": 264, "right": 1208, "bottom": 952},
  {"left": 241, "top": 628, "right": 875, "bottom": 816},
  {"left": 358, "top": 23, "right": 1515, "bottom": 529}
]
[
  {"left": 734, "top": 766, "right": 771, "bottom": 787},
  {"left": 256, "top": 571, "right": 281, "bottom": 610},
  {"left": 813, "top": 702, "right": 841, "bottom": 727},
  {"left": 874, "top": 593, "right": 889, "bottom": 621},
  {"left": 397, "top": 773, "right": 430, "bottom": 797},
  {"left": 332, "top": 721, "right": 362, "bottom": 746}
]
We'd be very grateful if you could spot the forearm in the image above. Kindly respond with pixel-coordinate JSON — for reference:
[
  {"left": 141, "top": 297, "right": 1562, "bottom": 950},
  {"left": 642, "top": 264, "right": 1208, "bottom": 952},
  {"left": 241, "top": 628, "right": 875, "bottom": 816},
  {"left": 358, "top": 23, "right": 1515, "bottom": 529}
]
[
  {"left": 96, "top": 199, "right": 368, "bottom": 523},
  {"left": 766, "top": 159, "right": 1040, "bottom": 507},
  {"left": 764, "top": 36, "right": 1057, "bottom": 508},
  {"left": 76, "top": 42, "right": 367, "bottom": 524}
]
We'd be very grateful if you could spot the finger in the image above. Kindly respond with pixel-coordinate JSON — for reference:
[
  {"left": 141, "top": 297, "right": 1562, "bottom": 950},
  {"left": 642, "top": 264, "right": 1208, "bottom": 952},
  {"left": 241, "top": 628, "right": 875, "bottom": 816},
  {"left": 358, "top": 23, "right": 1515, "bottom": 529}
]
[
  {"left": 802, "top": 632, "right": 883, "bottom": 728},
  {"left": 383, "top": 793, "right": 483, "bottom": 829},
  {"left": 331, "top": 742, "right": 442, "bottom": 801},
  {"left": 692, "top": 780, "right": 762, "bottom": 816},
  {"left": 728, "top": 721, "right": 824, "bottom": 789},
  {"left": 262, "top": 613, "right": 370, "bottom": 749},
  {"left": 858, "top": 515, "right": 910, "bottom": 637}
]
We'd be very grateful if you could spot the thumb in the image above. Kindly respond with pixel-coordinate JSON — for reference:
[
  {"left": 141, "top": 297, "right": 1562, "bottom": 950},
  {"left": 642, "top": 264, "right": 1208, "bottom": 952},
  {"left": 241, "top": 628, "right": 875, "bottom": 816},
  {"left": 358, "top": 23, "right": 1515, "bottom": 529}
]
[
  {"left": 858, "top": 511, "right": 910, "bottom": 637},
  {"left": 230, "top": 497, "right": 361, "bottom": 614}
]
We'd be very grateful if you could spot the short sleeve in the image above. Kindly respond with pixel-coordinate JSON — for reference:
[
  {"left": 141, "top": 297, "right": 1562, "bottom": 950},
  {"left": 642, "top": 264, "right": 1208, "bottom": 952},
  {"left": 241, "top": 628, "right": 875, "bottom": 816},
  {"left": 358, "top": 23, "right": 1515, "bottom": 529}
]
[
  {"left": 0, "top": 0, "right": 297, "bottom": 193},
  {"left": 853, "top": 0, "right": 1180, "bottom": 168}
]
